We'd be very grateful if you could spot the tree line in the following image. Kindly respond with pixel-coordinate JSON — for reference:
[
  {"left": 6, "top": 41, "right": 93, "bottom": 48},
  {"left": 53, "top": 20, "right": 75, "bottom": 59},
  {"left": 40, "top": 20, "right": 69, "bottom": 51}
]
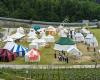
[{"left": 0, "top": 0, "right": 100, "bottom": 22}]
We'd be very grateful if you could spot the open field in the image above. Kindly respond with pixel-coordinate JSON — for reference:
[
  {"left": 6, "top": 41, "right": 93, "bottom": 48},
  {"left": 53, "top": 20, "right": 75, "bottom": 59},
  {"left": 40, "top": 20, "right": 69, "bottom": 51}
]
[{"left": 0, "top": 28, "right": 100, "bottom": 65}]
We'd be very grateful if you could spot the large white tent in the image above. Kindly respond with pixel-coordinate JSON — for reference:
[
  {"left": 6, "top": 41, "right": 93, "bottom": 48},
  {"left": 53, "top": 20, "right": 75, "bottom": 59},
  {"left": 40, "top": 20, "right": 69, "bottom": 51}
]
[
  {"left": 32, "top": 39, "right": 46, "bottom": 47},
  {"left": 67, "top": 46, "right": 82, "bottom": 57},
  {"left": 42, "top": 35, "right": 55, "bottom": 43},
  {"left": 85, "top": 33, "right": 98, "bottom": 47},
  {"left": 75, "top": 33, "right": 85, "bottom": 42},
  {"left": 80, "top": 28, "right": 90, "bottom": 34},
  {"left": 27, "top": 28, "right": 37, "bottom": 37},
  {"left": 29, "top": 43, "right": 38, "bottom": 50},
  {"left": 25, "top": 48, "right": 41, "bottom": 62},
  {"left": 3, "top": 36, "right": 13, "bottom": 42},
  {"left": 17, "top": 27, "right": 24, "bottom": 34},
  {"left": 10, "top": 32, "right": 25, "bottom": 40},
  {"left": 59, "top": 29, "right": 67, "bottom": 37},
  {"left": 54, "top": 37, "right": 76, "bottom": 51}
]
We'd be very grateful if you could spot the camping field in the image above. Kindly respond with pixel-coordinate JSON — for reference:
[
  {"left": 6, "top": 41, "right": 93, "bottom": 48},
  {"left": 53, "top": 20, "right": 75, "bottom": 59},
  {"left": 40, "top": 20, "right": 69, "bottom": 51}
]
[{"left": 0, "top": 28, "right": 100, "bottom": 65}]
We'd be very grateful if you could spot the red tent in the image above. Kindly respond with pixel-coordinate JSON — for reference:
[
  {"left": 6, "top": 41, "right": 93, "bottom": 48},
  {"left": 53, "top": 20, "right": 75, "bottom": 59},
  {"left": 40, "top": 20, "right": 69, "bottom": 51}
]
[
  {"left": 25, "top": 48, "right": 41, "bottom": 62},
  {"left": 0, "top": 49, "right": 16, "bottom": 62}
]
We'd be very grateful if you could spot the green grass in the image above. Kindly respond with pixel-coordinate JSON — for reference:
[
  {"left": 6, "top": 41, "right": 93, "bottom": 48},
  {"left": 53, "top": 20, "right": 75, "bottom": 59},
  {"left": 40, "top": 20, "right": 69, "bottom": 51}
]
[{"left": 0, "top": 68, "right": 100, "bottom": 80}]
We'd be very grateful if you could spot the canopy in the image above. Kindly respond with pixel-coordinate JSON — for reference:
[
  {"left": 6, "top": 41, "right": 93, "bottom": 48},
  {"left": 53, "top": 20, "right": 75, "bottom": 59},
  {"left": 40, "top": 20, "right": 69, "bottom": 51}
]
[
  {"left": 42, "top": 35, "right": 55, "bottom": 42},
  {"left": 67, "top": 47, "right": 82, "bottom": 57},
  {"left": 25, "top": 48, "right": 41, "bottom": 62},
  {"left": 80, "top": 28, "right": 90, "bottom": 34},
  {"left": 32, "top": 39, "right": 46, "bottom": 47},
  {"left": 32, "top": 25, "right": 41, "bottom": 31},
  {"left": 59, "top": 29, "right": 67, "bottom": 37},
  {"left": 75, "top": 33, "right": 84, "bottom": 42},
  {"left": 4, "top": 42, "right": 28, "bottom": 56},
  {"left": 47, "top": 26, "right": 56, "bottom": 32},
  {"left": 0, "top": 49, "right": 16, "bottom": 62},
  {"left": 3, "top": 36, "right": 13, "bottom": 42},
  {"left": 10, "top": 32, "right": 25, "bottom": 40},
  {"left": 11, "top": 45, "right": 28, "bottom": 56},
  {"left": 54, "top": 37, "right": 76, "bottom": 51},
  {"left": 56, "top": 37, "right": 75, "bottom": 45},
  {"left": 29, "top": 43, "right": 38, "bottom": 49},
  {"left": 17, "top": 27, "right": 24, "bottom": 34},
  {"left": 28, "top": 28, "right": 37, "bottom": 37}
]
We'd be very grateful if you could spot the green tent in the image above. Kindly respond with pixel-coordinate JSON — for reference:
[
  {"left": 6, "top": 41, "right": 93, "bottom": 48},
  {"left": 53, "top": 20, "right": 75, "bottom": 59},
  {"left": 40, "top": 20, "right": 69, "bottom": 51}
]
[
  {"left": 56, "top": 37, "right": 75, "bottom": 45},
  {"left": 32, "top": 25, "right": 40, "bottom": 31}
]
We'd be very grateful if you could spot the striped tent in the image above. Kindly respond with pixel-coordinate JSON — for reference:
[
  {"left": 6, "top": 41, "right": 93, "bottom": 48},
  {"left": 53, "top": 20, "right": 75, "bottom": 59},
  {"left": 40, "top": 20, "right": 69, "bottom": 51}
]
[{"left": 11, "top": 45, "right": 28, "bottom": 57}]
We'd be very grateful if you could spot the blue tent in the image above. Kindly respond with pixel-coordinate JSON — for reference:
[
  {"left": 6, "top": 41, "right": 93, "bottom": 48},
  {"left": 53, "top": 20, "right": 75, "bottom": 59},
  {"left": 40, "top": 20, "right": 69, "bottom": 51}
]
[{"left": 11, "top": 45, "right": 28, "bottom": 57}]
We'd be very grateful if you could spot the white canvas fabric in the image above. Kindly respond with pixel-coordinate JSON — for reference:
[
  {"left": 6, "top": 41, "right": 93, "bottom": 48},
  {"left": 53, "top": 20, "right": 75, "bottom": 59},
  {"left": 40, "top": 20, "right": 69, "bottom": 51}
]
[
  {"left": 3, "top": 36, "right": 13, "bottom": 42},
  {"left": 10, "top": 32, "right": 25, "bottom": 40},
  {"left": 54, "top": 44, "right": 76, "bottom": 51},
  {"left": 4, "top": 42, "right": 17, "bottom": 50},
  {"left": 47, "top": 26, "right": 56, "bottom": 32},
  {"left": 17, "top": 27, "right": 24, "bottom": 34},
  {"left": 85, "top": 34, "right": 98, "bottom": 47},
  {"left": 27, "top": 36, "right": 38, "bottom": 42},
  {"left": 67, "top": 46, "right": 81, "bottom": 56},
  {"left": 32, "top": 39, "right": 46, "bottom": 47},
  {"left": 75, "top": 33, "right": 84, "bottom": 42},
  {"left": 80, "top": 28, "right": 90, "bottom": 34},
  {"left": 28, "top": 28, "right": 37, "bottom": 37},
  {"left": 29, "top": 43, "right": 38, "bottom": 49},
  {"left": 42, "top": 35, "right": 55, "bottom": 42},
  {"left": 59, "top": 30, "right": 67, "bottom": 37}
]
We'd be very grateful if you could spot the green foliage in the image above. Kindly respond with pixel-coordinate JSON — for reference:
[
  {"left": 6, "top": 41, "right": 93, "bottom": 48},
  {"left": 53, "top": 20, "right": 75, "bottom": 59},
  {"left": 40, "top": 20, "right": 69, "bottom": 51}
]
[
  {"left": 0, "top": 0, "right": 99, "bottom": 22},
  {"left": 0, "top": 68, "right": 100, "bottom": 80}
]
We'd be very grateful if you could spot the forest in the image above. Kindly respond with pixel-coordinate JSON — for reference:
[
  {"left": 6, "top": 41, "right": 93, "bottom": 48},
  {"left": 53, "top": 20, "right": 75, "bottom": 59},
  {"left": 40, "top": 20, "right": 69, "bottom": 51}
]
[{"left": 0, "top": 0, "right": 100, "bottom": 22}]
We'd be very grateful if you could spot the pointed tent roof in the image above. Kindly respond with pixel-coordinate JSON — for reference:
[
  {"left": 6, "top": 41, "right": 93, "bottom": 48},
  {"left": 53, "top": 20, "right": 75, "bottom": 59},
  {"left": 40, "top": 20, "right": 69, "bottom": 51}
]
[
  {"left": 32, "top": 24, "right": 41, "bottom": 31},
  {"left": 56, "top": 37, "right": 75, "bottom": 45}
]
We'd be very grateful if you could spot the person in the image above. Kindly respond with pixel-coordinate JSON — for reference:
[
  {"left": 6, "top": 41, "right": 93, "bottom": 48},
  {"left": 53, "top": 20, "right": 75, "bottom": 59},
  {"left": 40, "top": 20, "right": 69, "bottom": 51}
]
[
  {"left": 87, "top": 46, "right": 89, "bottom": 52},
  {"left": 54, "top": 53, "right": 57, "bottom": 59},
  {"left": 65, "top": 56, "right": 68, "bottom": 63},
  {"left": 94, "top": 47, "right": 96, "bottom": 52}
]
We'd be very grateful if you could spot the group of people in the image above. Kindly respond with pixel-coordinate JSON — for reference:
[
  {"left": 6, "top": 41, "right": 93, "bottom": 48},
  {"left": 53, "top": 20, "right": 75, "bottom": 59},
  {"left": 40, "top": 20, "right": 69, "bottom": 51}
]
[{"left": 54, "top": 51, "right": 69, "bottom": 63}]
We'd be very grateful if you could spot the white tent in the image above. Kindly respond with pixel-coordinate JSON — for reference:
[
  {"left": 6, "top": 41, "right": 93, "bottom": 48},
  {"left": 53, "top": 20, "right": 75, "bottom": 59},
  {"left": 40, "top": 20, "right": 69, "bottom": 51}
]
[
  {"left": 85, "top": 34, "right": 98, "bottom": 47},
  {"left": 29, "top": 43, "right": 38, "bottom": 50},
  {"left": 17, "top": 27, "right": 24, "bottom": 34},
  {"left": 10, "top": 32, "right": 25, "bottom": 40},
  {"left": 47, "top": 26, "right": 56, "bottom": 32},
  {"left": 75, "top": 33, "right": 85, "bottom": 42},
  {"left": 4, "top": 42, "right": 16, "bottom": 50},
  {"left": 37, "top": 28, "right": 46, "bottom": 38},
  {"left": 59, "top": 29, "right": 67, "bottom": 37},
  {"left": 27, "top": 36, "right": 38, "bottom": 42},
  {"left": 67, "top": 46, "right": 82, "bottom": 57},
  {"left": 32, "top": 39, "right": 46, "bottom": 47},
  {"left": 28, "top": 28, "right": 37, "bottom": 37},
  {"left": 54, "top": 37, "right": 76, "bottom": 51},
  {"left": 42, "top": 35, "right": 55, "bottom": 43},
  {"left": 3, "top": 36, "right": 13, "bottom": 42},
  {"left": 80, "top": 28, "right": 90, "bottom": 34},
  {"left": 47, "top": 26, "right": 56, "bottom": 35},
  {"left": 25, "top": 48, "right": 41, "bottom": 62}
]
